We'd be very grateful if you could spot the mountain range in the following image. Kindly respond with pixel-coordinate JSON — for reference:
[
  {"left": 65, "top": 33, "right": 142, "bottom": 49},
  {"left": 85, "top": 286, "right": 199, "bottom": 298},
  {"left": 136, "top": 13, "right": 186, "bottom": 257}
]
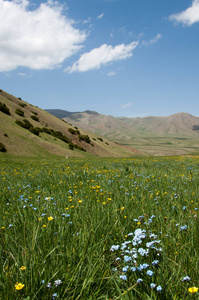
[
  {"left": 1, "top": 87, "right": 199, "bottom": 157},
  {"left": 46, "top": 109, "right": 199, "bottom": 156}
]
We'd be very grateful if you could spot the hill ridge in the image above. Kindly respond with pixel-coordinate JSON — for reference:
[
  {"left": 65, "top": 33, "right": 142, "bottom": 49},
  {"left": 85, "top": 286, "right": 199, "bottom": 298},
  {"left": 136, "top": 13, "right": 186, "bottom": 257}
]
[
  {"left": 0, "top": 89, "right": 136, "bottom": 158},
  {"left": 46, "top": 109, "right": 199, "bottom": 156}
]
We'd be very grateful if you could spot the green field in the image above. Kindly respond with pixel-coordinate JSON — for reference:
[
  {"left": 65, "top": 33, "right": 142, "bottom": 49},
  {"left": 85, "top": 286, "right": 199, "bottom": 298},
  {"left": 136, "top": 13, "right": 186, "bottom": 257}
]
[{"left": 0, "top": 156, "right": 199, "bottom": 299}]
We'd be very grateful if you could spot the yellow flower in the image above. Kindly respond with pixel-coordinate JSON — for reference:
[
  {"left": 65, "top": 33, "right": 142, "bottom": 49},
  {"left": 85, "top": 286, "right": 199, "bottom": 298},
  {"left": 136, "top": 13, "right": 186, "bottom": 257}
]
[
  {"left": 20, "top": 266, "right": 26, "bottom": 271},
  {"left": 43, "top": 224, "right": 46, "bottom": 228},
  {"left": 188, "top": 287, "right": 198, "bottom": 293},
  {"left": 48, "top": 216, "right": 53, "bottom": 221},
  {"left": 78, "top": 200, "right": 82, "bottom": 203},
  {"left": 15, "top": 282, "right": 24, "bottom": 290}
]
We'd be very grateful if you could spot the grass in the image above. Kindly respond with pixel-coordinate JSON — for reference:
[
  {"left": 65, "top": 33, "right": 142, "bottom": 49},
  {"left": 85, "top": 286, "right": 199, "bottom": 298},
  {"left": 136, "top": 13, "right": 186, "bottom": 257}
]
[{"left": 0, "top": 156, "right": 199, "bottom": 299}]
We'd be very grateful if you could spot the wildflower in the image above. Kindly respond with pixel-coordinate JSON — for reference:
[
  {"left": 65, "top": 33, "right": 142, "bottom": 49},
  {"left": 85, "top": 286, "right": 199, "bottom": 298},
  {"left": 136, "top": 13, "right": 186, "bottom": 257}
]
[
  {"left": 156, "top": 285, "right": 162, "bottom": 292},
  {"left": 146, "top": 270, "right": 153, "bottom": 277},
  {"left": 137, "top": 278, "right": 143, "bottom": 284},
  {"left": 152, "top": 260, "right": 159, "bottom": 266},
  {"left": 183, "top": 206, "right": 186, "bottom": 211},
  {"left": 188, "top": 287, "right": 198, "bottom": 293},
  {"left": 54, "top": 279, "right": 62, "bottom": 286},
  {"left": 120, "top": 275, "right": 127, "bottom": 280},
  {"left": 150, "top": 283, "right": 156, "bottom": 289},
  {"left": 43, "top": 225, "right": 46, "bottom": 228},
  {"left": 20, "top": 266, "right": 26, "bottom": 271},
  {"left": 182, "top": 276, "right": 191, "bottom": 282},
  {"left": 137, "top": 265, "right": 144, "bottom": 271},
  {"left": 52, "top": 293, "right": 58, "bottom": 298},
  {"left": 116, "top": 257, "right": 121, "bottom": 261},
  {"left": 15, "top": 282, "right": 24, "bottom": 290},
  {"left": 138, "top": 247, "right": 149, "bottom": 256},
  {"left": 110, "top": 245, "right": 120, "bottom": 251},
  {"left": 180, "top": 225, "right": 187, "bottom": 231},
  {"left": 48, "top": 216, "right": 53, "bottom": 221},
  {"left": 124, "top": 255, "right": 132, "bottom": 262},
  {"left": 46, "top": 282, "right": 51, "bottom": 288},
  {"left": 122, "top": 266, "right": 129, "bottom": 272}
]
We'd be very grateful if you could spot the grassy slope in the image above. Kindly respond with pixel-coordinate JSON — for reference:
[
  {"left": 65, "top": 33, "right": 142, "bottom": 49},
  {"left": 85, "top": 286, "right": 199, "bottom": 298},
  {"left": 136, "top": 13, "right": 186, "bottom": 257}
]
[{"left": 0, "top": 90, "right": 135, "bottom": 158}]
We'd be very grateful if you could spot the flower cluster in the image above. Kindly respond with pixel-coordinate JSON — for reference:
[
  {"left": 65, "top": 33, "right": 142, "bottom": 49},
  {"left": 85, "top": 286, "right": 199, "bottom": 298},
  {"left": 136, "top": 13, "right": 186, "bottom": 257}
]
[{"left": 110, "top": 216, "right": 162, "bottom": 293}]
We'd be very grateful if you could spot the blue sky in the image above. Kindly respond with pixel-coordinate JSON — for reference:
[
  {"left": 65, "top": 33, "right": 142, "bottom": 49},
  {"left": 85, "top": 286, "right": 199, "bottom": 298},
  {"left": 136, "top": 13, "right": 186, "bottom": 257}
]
[{"left": 0, "top": 0, "right": 199, "bottom": 117}]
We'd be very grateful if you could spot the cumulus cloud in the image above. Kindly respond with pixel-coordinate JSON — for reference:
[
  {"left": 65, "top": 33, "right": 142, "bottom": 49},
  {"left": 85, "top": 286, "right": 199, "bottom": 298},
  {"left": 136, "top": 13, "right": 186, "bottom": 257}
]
[
  {"left": 0, "top": 0, "right": 86, "bottom": 71},
  {"left": 65, "top": 41, "right": 138, "bottom": 73},
  {"left": 169, "top": 0, "right": 199, "bottom": 26}
]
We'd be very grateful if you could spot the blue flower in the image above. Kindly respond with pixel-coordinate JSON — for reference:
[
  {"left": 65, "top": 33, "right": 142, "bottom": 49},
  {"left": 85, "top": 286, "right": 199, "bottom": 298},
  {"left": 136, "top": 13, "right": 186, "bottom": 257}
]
[
  {"left": 122, "top": 266, "right": 129, "bottom": 272},
  {"left": 54, "top": 279, "right": 62, "bottom": 286},
  {"left": 124, "top": 255, "right": 132, "bottom": 262},
  {"left": 180, "top": 225, "right": 187, "bottom": 231},
  {"left": 120, "top": 275, "right": 127, "bottom": 280},
  {"left": 110, "top": 245, "right": 120, "bottom": 251},
  {"left": 156, "top": 285, "right": 162, "bottom": 292},
  {"left": 182, "top": 276, "right": 191, "bottom": 282},
  {"left": 137, "top": 278, "right": 143, "bottom": 284},
  {"left": 146, "top": 270, "right": 153, "bottom": 277},
  {"left": 152, "top": 260, "right": 159, "bottom": 266},
  {"left": 150, "top": 283, "right": 156, "bottom": 289}
]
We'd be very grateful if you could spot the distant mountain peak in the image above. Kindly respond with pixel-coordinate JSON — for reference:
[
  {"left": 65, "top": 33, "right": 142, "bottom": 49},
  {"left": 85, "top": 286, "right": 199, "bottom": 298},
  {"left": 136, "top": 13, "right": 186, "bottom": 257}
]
[{"left": 83, "top": 110, "right": 99, "bottom": 115}]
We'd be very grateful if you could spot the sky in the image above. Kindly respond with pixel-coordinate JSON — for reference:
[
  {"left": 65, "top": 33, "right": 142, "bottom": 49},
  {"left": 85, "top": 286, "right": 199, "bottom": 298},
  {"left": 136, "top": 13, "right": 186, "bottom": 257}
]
[{"left": 0, "top": 0, "right": 199, "bottom": 117}]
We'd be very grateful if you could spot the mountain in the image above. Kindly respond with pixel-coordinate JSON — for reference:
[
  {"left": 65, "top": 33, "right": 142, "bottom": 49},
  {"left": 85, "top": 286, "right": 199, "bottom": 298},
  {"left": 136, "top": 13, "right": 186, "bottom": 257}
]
[
  {"left": 46, "top": 109, "right": 199, "bottom": 156},
  {"left": 0, "top": 90, "right": 137, "bottom": 158}
]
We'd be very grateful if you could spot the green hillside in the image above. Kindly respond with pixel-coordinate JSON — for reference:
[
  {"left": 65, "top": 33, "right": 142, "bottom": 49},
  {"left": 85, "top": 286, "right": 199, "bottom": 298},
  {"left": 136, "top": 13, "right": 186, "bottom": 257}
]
[{"left": 0, "top": 90, "right": 137, "bottom": 158}]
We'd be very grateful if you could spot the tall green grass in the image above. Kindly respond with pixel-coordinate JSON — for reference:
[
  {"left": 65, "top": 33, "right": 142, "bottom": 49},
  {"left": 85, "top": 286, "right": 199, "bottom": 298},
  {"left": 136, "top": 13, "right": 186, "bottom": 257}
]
[{"left": 0, "top": 156, "right": 199, "bottom": 299}]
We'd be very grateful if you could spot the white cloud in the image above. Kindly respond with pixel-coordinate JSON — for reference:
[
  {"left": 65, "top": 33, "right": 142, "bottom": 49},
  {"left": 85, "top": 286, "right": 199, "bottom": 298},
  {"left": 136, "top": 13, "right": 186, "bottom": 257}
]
[
  {"left": 97, "top": 13, "right": 104, "bottom": 19},
  {"left": 122, "top": 102, "right": 133, "bottom": 109},
  {"left": 142, "top": 34, "right": 162, "bottom": 46},
  {"left": 83, "top": 17, "right": 91, "bottom": 24},
  {"left": 0, "top": 0, "right": 86, "bottom": 71},
  {"left": 18, "top": 72, "right": 27, "bottom": 76},
  {"left": 169, "top": 0, "right": 199, "bottom": 26},
  {"left": 107, "top": 71, "right": 116, "bottom": 76},
  {"left": 66, "top": 41, "right": 138, "bottom": 73}
]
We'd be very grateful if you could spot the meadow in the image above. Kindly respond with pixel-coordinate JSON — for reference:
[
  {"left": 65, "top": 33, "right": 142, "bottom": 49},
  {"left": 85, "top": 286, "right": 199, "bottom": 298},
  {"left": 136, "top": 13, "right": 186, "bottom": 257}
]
[{"left": 0, "top": 156, "right": 199, "bottom": 299}]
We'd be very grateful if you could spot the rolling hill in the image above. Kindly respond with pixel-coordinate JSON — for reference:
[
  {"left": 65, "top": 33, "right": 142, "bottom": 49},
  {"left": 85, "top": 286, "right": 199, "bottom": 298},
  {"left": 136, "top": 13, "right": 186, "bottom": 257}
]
[
  {"left": 0, "top": 90, "right": 137, "bottom": 158},
  {"left": 46, "top": 109, "right": 199, "bottom": 156}
]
